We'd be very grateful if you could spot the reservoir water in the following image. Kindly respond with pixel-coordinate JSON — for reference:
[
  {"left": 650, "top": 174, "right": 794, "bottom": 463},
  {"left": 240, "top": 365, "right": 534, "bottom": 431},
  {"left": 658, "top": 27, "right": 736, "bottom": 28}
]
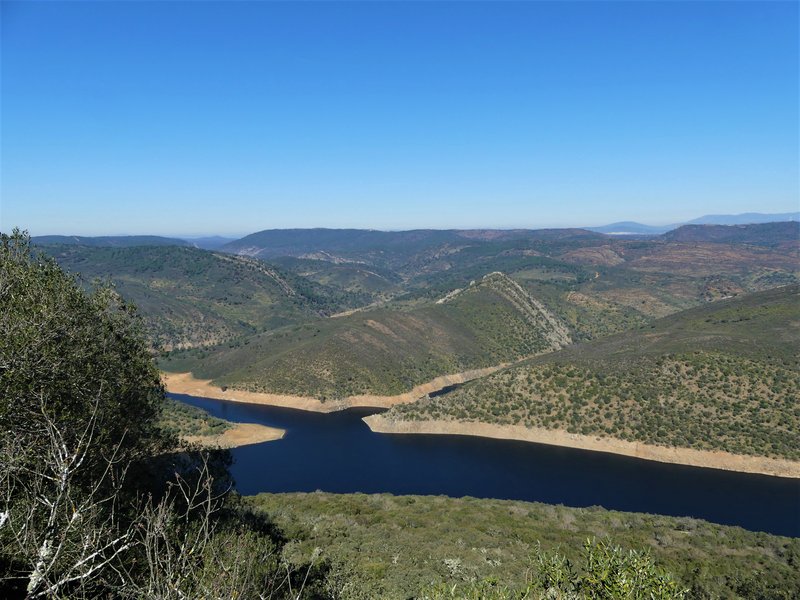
[{"left": 171, "top": 393, "right": 800, "bottom": 537}]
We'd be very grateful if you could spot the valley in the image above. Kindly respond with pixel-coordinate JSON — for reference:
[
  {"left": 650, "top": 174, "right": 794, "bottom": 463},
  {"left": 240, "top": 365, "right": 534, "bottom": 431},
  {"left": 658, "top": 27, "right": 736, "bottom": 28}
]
[{"left": 38, "top": 222, "right": 800, "bottom": 476}]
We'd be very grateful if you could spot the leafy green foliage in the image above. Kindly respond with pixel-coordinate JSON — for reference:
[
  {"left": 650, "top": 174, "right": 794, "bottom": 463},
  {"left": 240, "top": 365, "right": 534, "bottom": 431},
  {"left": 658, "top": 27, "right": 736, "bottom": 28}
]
[
  {"left": 251, "top": 492, "right": 800, "bottom": 600},
  {"left": 0, "top": 231, "right": 171, "bottom": 474},
  {"left": 0, "top": 231, "right": 320, "bottom": 599},
  {"left": 423, "top": 539, "right": 685, "bottom": 599}
]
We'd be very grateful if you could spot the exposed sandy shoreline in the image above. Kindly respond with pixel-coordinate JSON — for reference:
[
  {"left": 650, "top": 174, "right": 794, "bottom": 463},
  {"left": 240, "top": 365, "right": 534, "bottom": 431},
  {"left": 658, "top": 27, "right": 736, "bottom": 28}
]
[
  {"left": 164, "top": 371, "right": 800, "bottom": 477},
  {"left": 162, "top": 368, "right": 503, "bottom": 413},
  {"left": 183, "top": 422, "right": 285, "bottom": 449},
  {"left": 363, "top": 415, "right": 800, "bottom": 479}
]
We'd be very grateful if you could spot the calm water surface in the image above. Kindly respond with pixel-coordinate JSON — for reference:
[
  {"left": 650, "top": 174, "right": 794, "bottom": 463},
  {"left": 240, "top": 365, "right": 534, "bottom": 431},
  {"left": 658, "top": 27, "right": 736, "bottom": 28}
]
[{"left": 171, "top": 394, "right": 800, "bottom": 537}]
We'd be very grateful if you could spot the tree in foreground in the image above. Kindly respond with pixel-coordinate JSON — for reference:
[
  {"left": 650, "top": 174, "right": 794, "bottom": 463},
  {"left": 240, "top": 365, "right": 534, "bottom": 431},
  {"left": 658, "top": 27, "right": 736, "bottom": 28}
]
[{"left": 0, "top": 230, "right": 318, "bottom": 598}]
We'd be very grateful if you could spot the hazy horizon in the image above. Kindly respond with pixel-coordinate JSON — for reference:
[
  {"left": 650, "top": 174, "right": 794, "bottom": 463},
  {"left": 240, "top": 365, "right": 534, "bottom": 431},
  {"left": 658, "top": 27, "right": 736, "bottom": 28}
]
[{"left": 18, "top": 210, "right": 799, "bottom": 240}]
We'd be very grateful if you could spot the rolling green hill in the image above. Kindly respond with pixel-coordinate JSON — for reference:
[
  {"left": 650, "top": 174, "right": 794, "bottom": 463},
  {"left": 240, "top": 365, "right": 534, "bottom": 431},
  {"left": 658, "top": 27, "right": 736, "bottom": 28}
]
[
  {"left": 222, "top": 228, "right": 469, "bottom": 269},
  {"left": 163, "top": 272, "right": 572, "bottom": 399},
  {"left": 386, "top": 285, "right": 800, "bottom": 460},
  {"left": 42, "top": 245, "right": 371, "bottom": 349}
]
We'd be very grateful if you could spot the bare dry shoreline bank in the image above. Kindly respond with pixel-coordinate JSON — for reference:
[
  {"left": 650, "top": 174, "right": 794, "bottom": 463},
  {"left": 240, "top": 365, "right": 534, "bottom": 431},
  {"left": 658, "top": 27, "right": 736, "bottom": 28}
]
[
  {"left": 163, "top": 371, "right": 800, "bottom": 478},
  {"left": 362, "top": 415, "right": 800, "bottom": 479},
  {"left": 162, "top": 368, "right": 502, "bottom": 413},
  {"left": 183, "top": 422, "right": 285, "bottom": 449}
]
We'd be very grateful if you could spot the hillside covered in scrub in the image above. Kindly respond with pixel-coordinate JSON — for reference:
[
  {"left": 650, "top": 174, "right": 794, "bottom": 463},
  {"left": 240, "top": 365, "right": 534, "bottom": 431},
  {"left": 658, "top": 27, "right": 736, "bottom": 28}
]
[
  {"left": 40, "top": 223, "right": 800, "bottom": 354},
  {"left": 37, "top": 225, "right": 800, "bottom": 460},
  {"left": 39, "top": 244, "right": 369, "bottom": 349},
  {"left": 164, "top": 272, "right": 571, "bottom": 400},
  {"left": 252, "top": 492, "right": 800, "bottom": 600},
  {"left": 385, "top": 285, "right": 800, "bottom": 460}
]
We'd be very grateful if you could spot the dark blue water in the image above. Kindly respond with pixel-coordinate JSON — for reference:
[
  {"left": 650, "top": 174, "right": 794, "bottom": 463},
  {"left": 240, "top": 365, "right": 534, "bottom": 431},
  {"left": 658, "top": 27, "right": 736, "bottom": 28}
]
[{"left": 171, "top": 393, "right": 800, "bottom": 537}]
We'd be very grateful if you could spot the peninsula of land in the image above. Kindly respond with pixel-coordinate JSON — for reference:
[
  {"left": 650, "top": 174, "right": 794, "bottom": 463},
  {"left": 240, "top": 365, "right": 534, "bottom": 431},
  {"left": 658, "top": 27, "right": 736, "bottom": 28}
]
[
  {"left": 164, "top": 371, "right": 800, "bottom": 478},
  {"left": 182, "top": 421, "right": 284, "bottom": 449},
  {"left": 162, "top": 368, "right": 502, "bottom": 413},
  {"left": 363, "top": 414, "right": 800, "bottom": 479}
]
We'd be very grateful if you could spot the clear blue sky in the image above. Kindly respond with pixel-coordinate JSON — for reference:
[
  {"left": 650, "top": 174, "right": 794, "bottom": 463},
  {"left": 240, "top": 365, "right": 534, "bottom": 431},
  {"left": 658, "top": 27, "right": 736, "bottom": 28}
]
[{"left": 2, "top": 1, "right": 798, "bottom": 236}]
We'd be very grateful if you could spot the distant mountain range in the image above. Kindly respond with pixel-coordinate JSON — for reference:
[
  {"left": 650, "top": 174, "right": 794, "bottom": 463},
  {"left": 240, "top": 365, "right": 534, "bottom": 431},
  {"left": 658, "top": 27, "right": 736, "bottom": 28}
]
[
  {"left": 587, "top": 212, "right": 800, "bottom": 235},
  {"left": 664, "top": 221, "right": 799, "bottom": 245},
  {"left": 219, "top": 228, "right": 604, "bottom": 271},
  {"left": 29, "top": 212, "right": 799, "bottom": 248},
  {"left": 686, "top": 212, "right": 800, "bottom": 225},
  {"left": 30, "top": 234, "right": 192, "bottom": 247}
]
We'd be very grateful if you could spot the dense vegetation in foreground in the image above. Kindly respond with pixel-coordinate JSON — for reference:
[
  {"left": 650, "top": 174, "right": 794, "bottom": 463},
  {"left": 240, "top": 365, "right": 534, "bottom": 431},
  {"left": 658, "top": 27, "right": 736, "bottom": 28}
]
[
  {"left": 1, "top": 232, "right": 320, "bottom": 598},
  {"left": 388, "top": 286, "right": 800, "bottom": 460},
  {"left": 252, "top": 492, "right": 800, "bottom": 600}
]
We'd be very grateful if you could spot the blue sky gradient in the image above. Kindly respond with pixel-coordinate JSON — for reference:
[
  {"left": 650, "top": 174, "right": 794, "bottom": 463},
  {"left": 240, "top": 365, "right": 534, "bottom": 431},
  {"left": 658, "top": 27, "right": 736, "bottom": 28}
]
[{"left": 2, "top": 1, "right": 798, "bottom": 235}]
